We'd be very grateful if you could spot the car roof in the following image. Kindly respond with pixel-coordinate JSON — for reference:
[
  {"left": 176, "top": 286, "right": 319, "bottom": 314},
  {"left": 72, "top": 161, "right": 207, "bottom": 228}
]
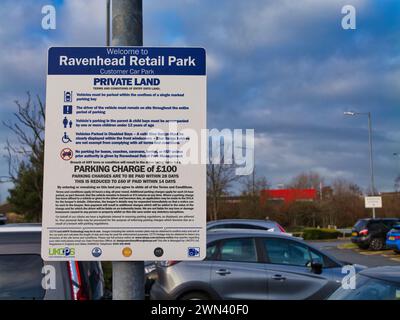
[
  {"left": 0, "top": 224, "right": 41, "bottom": 254},
  {"left": 0, "top": 223, "right": 41, "bottom": 233},
  {"left": 359, "top": 218, "right": 400, "bottom": 221},
  {"left": 359, "top": 266, "right": 400, "bottom": 284},
  {"left": 207, "top": 219, "right": 278, "bottom": 226},
  {"left": 207, "top": 228, "right": 295, "bottom": 240}
]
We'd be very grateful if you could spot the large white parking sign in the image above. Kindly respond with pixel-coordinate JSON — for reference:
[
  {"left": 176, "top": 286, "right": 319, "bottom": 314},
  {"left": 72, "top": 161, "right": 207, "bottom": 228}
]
[{"left": 42, "top": 47, "right": 206, "bottom": 261}]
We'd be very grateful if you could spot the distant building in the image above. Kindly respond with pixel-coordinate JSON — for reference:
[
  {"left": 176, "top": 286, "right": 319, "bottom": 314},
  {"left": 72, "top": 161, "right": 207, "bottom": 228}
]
[
  {"left": 0, "top": 203, "right": 13, "bottom": 215},
  {"left": 260, "top": 188, "right": 317, "bottom": 205}
]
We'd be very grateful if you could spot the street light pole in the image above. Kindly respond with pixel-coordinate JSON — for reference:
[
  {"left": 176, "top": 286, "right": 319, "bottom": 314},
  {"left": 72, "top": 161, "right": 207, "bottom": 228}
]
[
  {"left": 393, "top": 153, "right": 400, "bottom": 191},
  {"left": 110, "top": 0, "right": 145, "bottom": 300},
  {"left": 393, "top": 153, "right": 400, "bottom": 174},
  {"left": 344, "top": 111, "right": 376, "bottom": 218},
  {"left": 367, "top": 112, "right": 376, "bottom": 218}
]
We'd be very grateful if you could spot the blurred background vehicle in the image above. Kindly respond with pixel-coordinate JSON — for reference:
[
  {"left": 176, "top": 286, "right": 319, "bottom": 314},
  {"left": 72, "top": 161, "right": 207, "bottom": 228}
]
[
  {"left": 151, "top": 229, "right": 364, "bottom": 300},
  {"left": 0, "top": 224, "right": 105, "bottom": 300},
  {"left": 351, "top": 218, "right": 400, "bottom": 250},
  {"left": 207, "top": 219, "right": 289, "bottom": 235},
  {"left": 0, "top": 214, "right": 6, "bottom": 225},
  {"left": 386, "top": 224, "right": 400, "bottom": 254},
  {"left": 329, "top": 266, "right": 400, "bottom": 300},
  {"left": 145, "top": 261, "right": 158, "bottom": 298}
]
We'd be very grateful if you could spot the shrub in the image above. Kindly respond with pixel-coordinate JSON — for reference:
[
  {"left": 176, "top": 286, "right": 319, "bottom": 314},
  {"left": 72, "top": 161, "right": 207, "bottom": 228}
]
[
  {"left": 302, "top": 228, "right": 341, "bottom": 240},
  {"left": 292, "top": 232, "right": 303, "bottom": 238}
]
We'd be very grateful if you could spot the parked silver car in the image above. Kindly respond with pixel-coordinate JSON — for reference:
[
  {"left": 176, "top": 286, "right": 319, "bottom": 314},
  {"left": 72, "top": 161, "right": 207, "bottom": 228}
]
[
  {"left": 151, "top": 229, "right": 364, "bottom": 300},
  {"left": 207, "top": 219, "right": 287, "bottom": 233}
]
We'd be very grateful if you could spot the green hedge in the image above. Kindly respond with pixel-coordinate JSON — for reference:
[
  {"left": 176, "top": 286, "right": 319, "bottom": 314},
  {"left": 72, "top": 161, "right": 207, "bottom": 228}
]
[
  {"left": 292, "top": 232, "right": 303, "bottom": 238},
  {"left": 302, "top": 228, "right": 341, "bottom": 240}
]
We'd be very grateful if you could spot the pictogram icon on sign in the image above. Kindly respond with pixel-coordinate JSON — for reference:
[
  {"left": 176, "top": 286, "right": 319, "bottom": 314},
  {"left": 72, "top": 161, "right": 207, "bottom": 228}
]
[{"left": 60, "top": 148, "right": 73, "bottom": 161}]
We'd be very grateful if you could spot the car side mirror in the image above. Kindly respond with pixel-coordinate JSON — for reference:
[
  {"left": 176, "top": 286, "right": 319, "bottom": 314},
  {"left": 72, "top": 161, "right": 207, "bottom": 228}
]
[{"left": 311, "top": 262, "right": 323, "bottom": 274}]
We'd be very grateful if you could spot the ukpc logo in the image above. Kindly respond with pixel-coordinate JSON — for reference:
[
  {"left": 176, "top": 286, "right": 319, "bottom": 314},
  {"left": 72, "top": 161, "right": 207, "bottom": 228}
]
[{"left": 49, "top": 247, "right": 75, "bottom": 257}]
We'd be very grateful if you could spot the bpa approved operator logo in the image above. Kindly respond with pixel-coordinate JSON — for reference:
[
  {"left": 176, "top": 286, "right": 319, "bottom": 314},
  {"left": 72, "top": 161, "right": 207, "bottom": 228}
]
[{"left": 188, "top": 247, "right": 200, "bottom": 257}]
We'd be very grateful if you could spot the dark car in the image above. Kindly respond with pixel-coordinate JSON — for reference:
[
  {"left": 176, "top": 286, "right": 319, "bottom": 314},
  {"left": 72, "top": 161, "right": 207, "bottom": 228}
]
[
  {"left": 151, "top": 229, "right": 365, "bottom": 300},
  {"left": 329, "top": 266, "right": 400, "bottom": 300},
  {"left": 0, "top": 224, "right": 105, "bottom": 300},
  {"left": 0, "top": 214, "right": 6, "bottom": 225},
  {"left": 351, "top": 218, "right": 400, "bottom": 250}
]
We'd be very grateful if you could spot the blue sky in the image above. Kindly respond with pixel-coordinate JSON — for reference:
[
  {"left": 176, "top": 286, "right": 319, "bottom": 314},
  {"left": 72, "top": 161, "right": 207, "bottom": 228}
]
[{"left": 0, "top": 0, "right": 400, "bottom": 200}]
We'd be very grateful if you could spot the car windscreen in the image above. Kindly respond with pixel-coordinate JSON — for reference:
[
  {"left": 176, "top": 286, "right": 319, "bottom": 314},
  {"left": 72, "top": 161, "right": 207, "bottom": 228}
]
[
  {"left": 385, "top": 219, "right": 400, "bottom": 228},
  {"left": 0, "top": 254, "right": 45, "bottom": 300},
  {"left": 353, "top": 219, "right": 368, "bottom": 231},
  {"left": 329, "top": 275, "right": 400, "bottom": 300}
]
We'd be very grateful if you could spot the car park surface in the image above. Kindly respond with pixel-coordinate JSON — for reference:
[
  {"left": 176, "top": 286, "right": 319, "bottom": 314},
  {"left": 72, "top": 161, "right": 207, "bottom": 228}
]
[
  {"left": 151, "top": 229, "right": 364, "bottom": 300},
  {"left": 308, "top": 239, "right": 400, "bottom": 267}
]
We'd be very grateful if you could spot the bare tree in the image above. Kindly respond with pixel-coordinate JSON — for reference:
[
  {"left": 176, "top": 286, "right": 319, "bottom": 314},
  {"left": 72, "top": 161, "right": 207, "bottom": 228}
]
[
  {"left": 239, "top": 175, "right": 269, "bottom": 216},
  {"left": 395, "top": 175, "right": 400, "bottom": 192},
  {"left": 289, "top": 171, "right": 324, "bottom": 190},
  {"left": 207, "top": 163, "right": 239, "bottom": 221},
  {"left": 332, "top": 178, "right": 362, "bottom": 196},
  {"left": 241, "top": 175, "right": 269, "bottom": 197},
  {"left": 1, "top": 93, "right": 45, "bottom": 221},
  {"left": 328, "top": 178, "right": 364, "bottom": 227}
]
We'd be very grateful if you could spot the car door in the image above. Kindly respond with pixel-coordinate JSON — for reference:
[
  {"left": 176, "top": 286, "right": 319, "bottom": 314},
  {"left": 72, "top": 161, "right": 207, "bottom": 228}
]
[
  {"left": 210, "top": 237, "right": 268, "bottom": 300},
  {"left": 262, "top": 237, "right": 334, "bottom": 300}
]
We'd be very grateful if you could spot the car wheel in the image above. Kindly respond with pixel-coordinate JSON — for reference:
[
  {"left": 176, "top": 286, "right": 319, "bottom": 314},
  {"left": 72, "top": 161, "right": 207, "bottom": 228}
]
[
  {"left": 394, "top": 250, "right": 400, "bottom": 254},
  {"left": 369, "top": 238, "right": 384, "bottom": 251},
  {"left": 179, "top": 292, "right": 211, "bottom": 300}
]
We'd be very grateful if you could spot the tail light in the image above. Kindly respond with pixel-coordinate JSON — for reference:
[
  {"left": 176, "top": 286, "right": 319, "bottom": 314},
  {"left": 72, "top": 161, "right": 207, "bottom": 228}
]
[
  {"left": 277, "top": 224, "right": 286, "bottom": 233},
  {"left": 390, "top": 236, "right": 400, "bottom": 240},
  {"left": 67, "top": 261, "right": 88, "bottom": 300},
  {"left": 159, "top": 260, "right": 180, "bottom": 267},
  {"left": 359, "top": 229, "right": 368, "bottom": 236}
]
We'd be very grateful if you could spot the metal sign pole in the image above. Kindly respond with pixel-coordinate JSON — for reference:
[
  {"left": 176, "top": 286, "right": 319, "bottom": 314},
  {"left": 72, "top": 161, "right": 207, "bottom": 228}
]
[{"left": 110, "top": 0, "right": 145, "bottom": 300}]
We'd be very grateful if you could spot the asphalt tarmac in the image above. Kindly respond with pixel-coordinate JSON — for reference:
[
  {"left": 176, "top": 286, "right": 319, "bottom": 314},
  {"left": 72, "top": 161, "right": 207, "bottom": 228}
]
[{"left": 307, "top": 239, "right": 400, "bottom": 267}]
